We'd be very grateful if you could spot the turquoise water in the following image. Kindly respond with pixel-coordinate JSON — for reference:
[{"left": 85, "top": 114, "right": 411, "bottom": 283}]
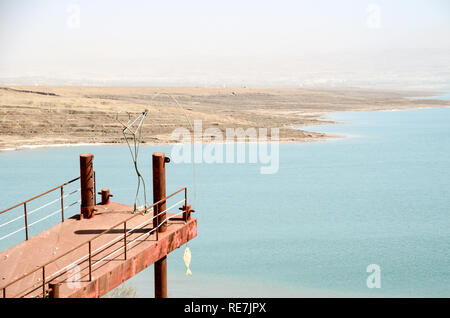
[
  {"left": 1, "top": 107, "right": 450, "bottom": 297},
  {"left": 418, "top": 93, "right": 450, "bottom": 101}
]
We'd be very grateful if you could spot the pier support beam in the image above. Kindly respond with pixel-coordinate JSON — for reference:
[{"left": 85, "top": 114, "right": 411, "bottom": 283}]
[
  {"left": 154, "top": 256, "right": 167, "bottom": 298},
  {"left": 153, "top": 152, "right": 170, "bottom": 298},
  {"left": 49, "top": 283, "right": 61, "bottom": 298},
  {"left": 80, "top": 153, "right": 95, "bottom": 219}
]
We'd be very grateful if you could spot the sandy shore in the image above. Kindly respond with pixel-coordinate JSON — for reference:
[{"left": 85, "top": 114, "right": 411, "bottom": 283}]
[{"left": 1, "top": 86, "right": 449, "bottom": 151}]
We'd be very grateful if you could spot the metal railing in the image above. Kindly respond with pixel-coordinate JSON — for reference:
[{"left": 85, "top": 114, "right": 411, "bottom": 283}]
[
  {"left": 1, "top": 186, "right": 189, "bottom": 298},
  {"left": 0, "top": 177, "right": 82, "bottom": 242}
]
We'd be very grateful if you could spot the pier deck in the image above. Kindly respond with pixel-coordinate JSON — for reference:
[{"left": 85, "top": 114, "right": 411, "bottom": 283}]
[{"left": 0, "top": 201, "right": 197, "bottom": 298}]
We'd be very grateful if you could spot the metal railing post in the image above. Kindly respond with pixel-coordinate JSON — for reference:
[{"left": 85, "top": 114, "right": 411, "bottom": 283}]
[
  {"left": 24, "top": 203, "right": 28, "bottom": 240},
  {"left": 42, "top": 266, "right": 45, "bottom": 298},
  {"left": 93, "top": 171, "right": 97, "bottom": 206},
  {"left": 124, "top": 222, "right": 127, "bottom": 260},
  {"left": 60, "top": 187, "right": 64, "bottom": 222},
  {"left": 184, "top": 188, "right": 188, "bottom": 221},
  {"left": 88, "top": 241, "right": 92, "bottom": 281}
]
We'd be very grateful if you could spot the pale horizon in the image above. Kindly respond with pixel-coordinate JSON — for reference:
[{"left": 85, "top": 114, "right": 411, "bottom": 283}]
[{"left": 1, "top": 0, "right": 449, "bottom": 90}]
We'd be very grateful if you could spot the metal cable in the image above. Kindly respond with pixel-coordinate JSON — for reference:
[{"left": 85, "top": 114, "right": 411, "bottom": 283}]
[
  {"left": 150, "top": 93, "right": 197, "bottom": 205},
  {"left": 116, "top": 110, "right": 149, "bottom": 212}
]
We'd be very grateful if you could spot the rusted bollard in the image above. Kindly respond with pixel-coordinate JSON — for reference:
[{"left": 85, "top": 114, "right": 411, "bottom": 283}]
[
  {"left": 98, "top": 188, "right": 113, "bottom": 205},
  {"left": 152, "top": 152, "right": 170, "bottom": 298},
  {"left": 180, "top": 204, "right": 195, "bottom": 222},
  {"left": 80, "top": 153, "right": 95, "bottom": 219}
]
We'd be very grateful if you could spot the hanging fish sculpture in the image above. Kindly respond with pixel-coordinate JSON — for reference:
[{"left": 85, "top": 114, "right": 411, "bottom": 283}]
[{"left": 183, "top": 246, "right": 192, "bottom": 276}]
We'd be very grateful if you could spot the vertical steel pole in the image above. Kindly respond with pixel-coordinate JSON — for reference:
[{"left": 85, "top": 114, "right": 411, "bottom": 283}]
[
  {"left": 80, "top": 153, "right": 95, "bottom": 219},
  {"left": 154, "top": 256, "right": 167, "bottom": 298},
  {"left": 24, "top": 203, "right": 28, "bottom": 241},
  {"left": 42, "top": 266, "right": 46, "bottom": 298},
  {"left": 124, "top": 222, "right": 127, "bottom": 260},
  {"left": 60, "top": 187, "right": 65, "bottom": 222},
  {"left": 152, "top": 152, "right": 169, "bottom": 298},
  {"left": 152, "top": 152, "right": 169, "bottom": 233},
  {"left": 93, "top": 171, "right": 97, "bottom": 206},
  {"left": 89, "top": 241, "right": 92, "bottom": 281},
  {"left": 184, "top": 188, "right": 188, "bottom": 221}
]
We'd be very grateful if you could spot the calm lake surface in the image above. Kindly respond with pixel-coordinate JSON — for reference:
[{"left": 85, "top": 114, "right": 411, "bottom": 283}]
[{"left": 1, "top": 107, "right": 449, "bottom": 297}]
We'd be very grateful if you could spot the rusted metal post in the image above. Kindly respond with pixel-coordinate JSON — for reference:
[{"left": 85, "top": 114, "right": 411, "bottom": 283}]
[
  {"left": 182, "top": 204, "right": 192, "bottom": 222},
  {"left": 94, "top": 171, "right": 96, "bottom": 206},
  {"left": 49, "top": 283, "right": 61, "bottom": 298},
  {"left": 23, "top": 203, "right": 28, "bottom": 240},
  {"left": 88, "top": 241, "right": 92, "bottom": 281},
  {"left": 98, "top": 188, "right": 113, "bottom": 205},
  {"left": 152, "top": 152, "right": 169, "bottom": 233},
  {"left": 154, "top": 256, "right": 167, "bottom": 298},
  {"left": 185, "top": 188, "right": 187, "bottom": 214},
  {"left": 179, "top": 190, "right": 195, "bottom": 221},
  {"left": 60, "top": 187, "right": 64, "bottom": 222},
  {"left": 80, "top": 153, "right": 95, "bottom": 219},
  {"left": 152, "top": 152, "right": 169, "bottom": 298},
  {"left": 123, "top": 222, "right": 127, "bottom": 260},
  {"left": 42, "top": 266, "right": 46, "bottom": 298}
]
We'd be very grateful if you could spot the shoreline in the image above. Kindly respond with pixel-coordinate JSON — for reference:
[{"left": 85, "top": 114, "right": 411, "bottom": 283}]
[
  {"left": 0, "top": 138, "right": 326, "bottom": 152},
  {"left": 2, "top": 86, "right": 449, "bottom": 152},
  {"left": 2, "top": 106, "right": 449, "bottom": 152}
]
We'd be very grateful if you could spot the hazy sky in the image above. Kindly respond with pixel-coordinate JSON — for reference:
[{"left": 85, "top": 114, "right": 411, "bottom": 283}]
[{"left": 0, "top": 0, "right": 449, "bottom": 87}]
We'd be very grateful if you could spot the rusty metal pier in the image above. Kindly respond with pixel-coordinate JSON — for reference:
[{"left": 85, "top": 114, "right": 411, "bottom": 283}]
[{"left": 0, "top": 152, "right": 197, "bottom": 298}]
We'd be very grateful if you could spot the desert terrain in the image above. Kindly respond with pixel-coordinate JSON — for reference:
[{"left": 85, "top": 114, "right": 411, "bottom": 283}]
[{"left": 0, "top": 86, "right": 449, "bottom": 151}]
